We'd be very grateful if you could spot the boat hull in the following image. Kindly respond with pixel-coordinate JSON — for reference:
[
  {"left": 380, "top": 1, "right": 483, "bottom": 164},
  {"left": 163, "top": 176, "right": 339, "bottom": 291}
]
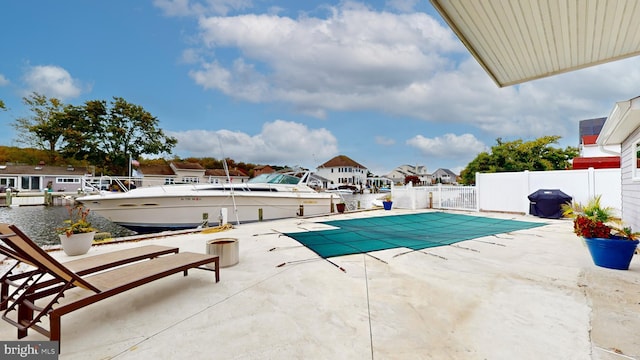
[{"left": 78, "top": 189, "right": 338, "bottom": 232}]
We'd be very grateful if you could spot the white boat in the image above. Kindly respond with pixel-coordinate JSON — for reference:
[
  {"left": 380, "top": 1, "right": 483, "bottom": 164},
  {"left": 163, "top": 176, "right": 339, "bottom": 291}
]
[{"left": 76, "top": 172, "right": 339, "bottom": 232}]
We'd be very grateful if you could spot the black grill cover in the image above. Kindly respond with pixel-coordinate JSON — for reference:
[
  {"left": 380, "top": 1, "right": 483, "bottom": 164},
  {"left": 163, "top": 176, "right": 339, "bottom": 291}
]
[{"left": 528, "top": 189, "right": 572, "bottom": 219}]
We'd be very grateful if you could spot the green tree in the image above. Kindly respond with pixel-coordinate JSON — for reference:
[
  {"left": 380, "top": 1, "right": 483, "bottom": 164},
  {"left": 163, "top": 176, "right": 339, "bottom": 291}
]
[
  {"left": 460, "top": 136, "right": 578, "bottom": 184},
  {"left": 11, "top": 92, "right": 67, "bottom": 163},
  {"left": 61, "top": 97, "right": 177, "bottom": 175},
  {"left": 0, "top": 99, "right": 5, "bottom": 110}
]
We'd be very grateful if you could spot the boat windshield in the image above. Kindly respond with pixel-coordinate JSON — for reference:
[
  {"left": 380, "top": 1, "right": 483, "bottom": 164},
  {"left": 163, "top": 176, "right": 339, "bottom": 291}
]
[{"left": 248, "top": 173, "right": 302, "bottom": 185}]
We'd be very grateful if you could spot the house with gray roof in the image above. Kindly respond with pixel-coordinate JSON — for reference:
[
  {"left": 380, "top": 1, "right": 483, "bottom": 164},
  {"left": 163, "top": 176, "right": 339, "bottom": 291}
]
[
  {"left": 385, "top": 164, "right": 429, "bottom": 185},
  {"left": 431, "top": 168, "right": 458, "bottom": 184},
  {"left": 0, "top": 163, "right": 91, "bottom": 193}
]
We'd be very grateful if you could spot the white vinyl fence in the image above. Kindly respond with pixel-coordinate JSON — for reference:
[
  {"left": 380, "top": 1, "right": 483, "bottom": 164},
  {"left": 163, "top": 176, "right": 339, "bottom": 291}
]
[
  {"left": 476, "top": 168, "right": 621, "bottom": 215},
  {"left": 390, "top": 168, "right": 621, "bottom": 215},
  {"left": 392, "top": 183, "right": 479, "bottom": 211}
]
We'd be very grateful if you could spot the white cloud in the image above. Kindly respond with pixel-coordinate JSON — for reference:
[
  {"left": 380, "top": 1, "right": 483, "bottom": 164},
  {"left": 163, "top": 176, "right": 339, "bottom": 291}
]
[
  {"left": 168, "top": 120, "right": 338, "bottom": 167},
  {"left": 166, "top": 2, "right": 640, "bottom": 148},
  {"left": 189, "top": 58, "right": 268, "bottom": 102},
  {"left": 0, "top": 74, "right": 9, "bottom": 86},
  {"left": 406, "top": 133, "right": 487, "bottom": 160},
  {"left": 188, "top": 6, "right": 462, "bottom": 116},
  {"left": 22, "top": 65, "right": 83, "bottom": 100}
]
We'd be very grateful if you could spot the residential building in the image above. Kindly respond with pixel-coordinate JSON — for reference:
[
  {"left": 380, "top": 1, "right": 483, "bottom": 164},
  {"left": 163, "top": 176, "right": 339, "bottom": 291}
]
[
  {"left": 253, "top": 165, "right": 275, "bottom": 176},
  {"left": 571, "top": 118, "right": 622, "bottom": 170},
  {"left": 136, "top": 162, "right": 248, "bottom": 187},
  {"left": 385, "top": 165, "right": 429, "bottom": 185},
  {"left": 135, "top": 163, "right": 177, "bottom": 187},
  {"left": 572, "top": 134, "right": 620, "bottom": 170},
  {"left": 0, "top": 163, "right": 90, "bottom": 192},
  {"left": 204, "top": 168, "right": 249, "bottom": 184},
  {"left": 597, "top": 95, "right": 640, "bottom": 232},
  {"left": 316, "top": 155, "right": 367, "bottom": 189},
  {"left": 171, "top": 162, "right": 206, "bottom": 184},
  {"left": 431, "top": 168, "right": 458, "bottom": 184}
]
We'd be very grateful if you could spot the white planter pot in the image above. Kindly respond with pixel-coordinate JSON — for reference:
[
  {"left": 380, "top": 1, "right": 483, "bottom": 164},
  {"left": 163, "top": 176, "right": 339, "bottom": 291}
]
[{"left": 59, "top": 231, "right": 95, "bottom": 256}]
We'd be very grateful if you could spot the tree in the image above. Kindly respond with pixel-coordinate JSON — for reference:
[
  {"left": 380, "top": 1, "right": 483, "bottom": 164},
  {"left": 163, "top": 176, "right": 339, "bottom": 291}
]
[
  {"left": 460, "top": 136, "right": 579, "bottom": 185},
  {"left": 61, "top": 97, "right": 177, "bottom": 175},
  {"left": 404, "top": 175, "right": 420, "bottom": 185},
  {"left": 0, "top": 99, "right": 5, "bottom": 110},
  {"left": 11, "top": 92, "right": 67, "bottom": 163}
]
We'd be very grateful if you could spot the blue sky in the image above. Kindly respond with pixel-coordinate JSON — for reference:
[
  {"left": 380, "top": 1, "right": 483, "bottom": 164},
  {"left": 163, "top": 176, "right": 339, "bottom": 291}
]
[{"left": 1, "top": 0, "right": 639, "bottom": 176}]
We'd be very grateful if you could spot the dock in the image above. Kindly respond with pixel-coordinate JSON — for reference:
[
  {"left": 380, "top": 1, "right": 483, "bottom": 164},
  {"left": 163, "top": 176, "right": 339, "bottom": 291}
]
[{"left": 0, "top": 191, "right": 79, "bottom": 207}]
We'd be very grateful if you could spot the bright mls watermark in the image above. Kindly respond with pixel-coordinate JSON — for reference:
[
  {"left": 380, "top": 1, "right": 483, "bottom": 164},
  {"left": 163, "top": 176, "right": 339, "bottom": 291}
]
[{"left": 1, "top": 342, "right": 58, "bottom": 359}]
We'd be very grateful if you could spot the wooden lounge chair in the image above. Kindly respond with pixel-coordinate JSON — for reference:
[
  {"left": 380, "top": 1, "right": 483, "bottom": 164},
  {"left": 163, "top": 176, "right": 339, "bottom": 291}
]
[
  {"left": 1, "top": 224, "right": 219, "bottom": 347},
  {"left": 0, "top": 223, "right": 180, "bottom": 312}
]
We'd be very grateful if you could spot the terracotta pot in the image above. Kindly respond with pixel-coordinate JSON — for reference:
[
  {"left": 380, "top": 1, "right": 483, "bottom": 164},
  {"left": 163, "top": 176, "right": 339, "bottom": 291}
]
[{"left": 59, "top": 231, "right": 95, "bottom": 256}]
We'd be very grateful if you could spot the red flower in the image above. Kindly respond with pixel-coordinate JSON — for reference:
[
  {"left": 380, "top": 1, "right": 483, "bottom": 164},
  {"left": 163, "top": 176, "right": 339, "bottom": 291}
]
[{"left": 573, "top": 215, "right": 611, "bottom": 238}]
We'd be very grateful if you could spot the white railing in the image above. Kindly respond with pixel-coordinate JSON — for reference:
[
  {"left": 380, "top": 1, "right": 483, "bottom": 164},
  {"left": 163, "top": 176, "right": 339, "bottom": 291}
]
[
  {"left": 431, "top": 185, "right": 478, "bottom": 211},
  {"left": 392, "top": 183, "right": 478, "bottom": 212}
]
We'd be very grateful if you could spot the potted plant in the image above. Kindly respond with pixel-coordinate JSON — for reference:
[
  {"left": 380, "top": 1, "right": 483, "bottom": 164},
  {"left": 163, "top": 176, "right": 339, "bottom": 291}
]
[
  {"left": 336, "top": 201, "right": 346, "bottom": 213},
  {"left": 562, "top": 195, "right": 639, "bottom": 270},
  {"left": 382, "top": 194, "right": 393, "bottom": 211},
  {"left": 57, "top": 204, "right": 97, "bottom": 256}
]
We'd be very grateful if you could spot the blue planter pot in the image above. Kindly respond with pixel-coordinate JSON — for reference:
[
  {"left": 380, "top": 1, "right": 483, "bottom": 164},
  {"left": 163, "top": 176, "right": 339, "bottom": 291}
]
[
  {"left": 583, "top": 237, "right": 639, "bottom": 270},
  {"left": 383, "top": 201, "right": 393, "bottom": 210}
]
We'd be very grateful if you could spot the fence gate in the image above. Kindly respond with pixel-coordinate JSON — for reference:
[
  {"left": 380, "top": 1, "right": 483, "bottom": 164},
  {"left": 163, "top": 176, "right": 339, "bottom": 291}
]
[{"left": 393, "top": 184, "right": 478, "bottom": 212}]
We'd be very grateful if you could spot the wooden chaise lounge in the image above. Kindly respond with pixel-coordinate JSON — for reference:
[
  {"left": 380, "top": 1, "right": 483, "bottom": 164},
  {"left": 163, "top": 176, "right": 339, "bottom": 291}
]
[
  {"left": 1, "top": 223, "right": 179, "bottom": 312},
  {"left": 1, "top": 224, "right": 219, "bottom": 348}
]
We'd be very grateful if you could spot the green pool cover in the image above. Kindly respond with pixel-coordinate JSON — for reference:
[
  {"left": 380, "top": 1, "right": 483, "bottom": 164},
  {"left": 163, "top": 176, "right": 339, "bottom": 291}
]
[{"left": 284, "top": 212, "right": 546, "bottom": 258}]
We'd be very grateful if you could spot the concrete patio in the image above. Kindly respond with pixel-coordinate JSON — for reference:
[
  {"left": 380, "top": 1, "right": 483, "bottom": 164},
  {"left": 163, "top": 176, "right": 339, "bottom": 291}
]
[{"left": 1, "top": 209, "right": 639, "bottom": 359}]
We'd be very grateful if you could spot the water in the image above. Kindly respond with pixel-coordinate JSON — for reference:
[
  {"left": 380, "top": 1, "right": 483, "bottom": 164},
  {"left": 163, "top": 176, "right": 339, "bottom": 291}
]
[{"left": 0, "top": 206, "right": 136, "bottom": 246}]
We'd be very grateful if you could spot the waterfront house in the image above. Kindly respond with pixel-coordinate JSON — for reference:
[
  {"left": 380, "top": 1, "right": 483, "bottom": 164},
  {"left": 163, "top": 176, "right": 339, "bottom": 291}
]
[
  {"left": 316, "top": 155, "right": 368, "bottom": 189},
  {"left": 136, "top": 162, "right": 249, "bottom": 187},
  {"left": 385, "top": 164, "right": 429, "bottom": 185},
  {"left": 204, "top": 168, "right": 249, "bottom": 184},
  {"left": 430, "top": 168, "right": 458, "bottom": 185},
  {"left": 171, "top": 162, "right": 206, "bottom": 184},
  {"left": 253, "top": 165, "right": 275, "bottom": 176},
  {"left": 0, "top": 163, "right": 90, "bottom": 193},
  {"left": 135, "top": 163, "right": 177, "bottom": 187}
]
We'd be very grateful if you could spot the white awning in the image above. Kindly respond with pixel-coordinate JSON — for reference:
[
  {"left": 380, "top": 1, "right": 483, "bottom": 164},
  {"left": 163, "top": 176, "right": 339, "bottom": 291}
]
[{"left": 430, "top": 0, "right": 640, "bottom": 87}]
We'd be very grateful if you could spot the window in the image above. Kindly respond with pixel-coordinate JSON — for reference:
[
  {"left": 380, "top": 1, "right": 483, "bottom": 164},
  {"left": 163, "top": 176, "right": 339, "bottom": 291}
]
[
  {"left": 56, "top": 177, "right": 81, "bottom": 184},
  {"left": 20, "top": 176, "right": 41, "bottom": 190},
  {"left": 182, "top": 177, "right": 200, "bottom": 184},
  {"left": 0, "top": 177, "right": 16, "bottom": 188},
  {"left": 164, "top": 178, "right": 176, "bottom": 185}
]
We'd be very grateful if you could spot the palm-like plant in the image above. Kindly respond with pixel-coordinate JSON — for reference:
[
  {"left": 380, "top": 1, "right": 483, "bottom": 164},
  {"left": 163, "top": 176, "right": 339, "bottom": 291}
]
[{"left": 561, "top": 195, "right": 639, "bottom": 240}]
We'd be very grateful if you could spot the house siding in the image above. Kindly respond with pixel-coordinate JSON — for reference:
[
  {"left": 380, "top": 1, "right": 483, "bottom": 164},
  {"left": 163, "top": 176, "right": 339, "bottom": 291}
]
[{"left": 621, "top": 126, "right": 640, "bottom": 231}]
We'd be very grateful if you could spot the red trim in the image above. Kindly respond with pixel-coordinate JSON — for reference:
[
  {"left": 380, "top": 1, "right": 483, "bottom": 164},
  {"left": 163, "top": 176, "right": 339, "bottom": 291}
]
[
  {"left": 581, "top": 135, "right": 599, "bottom": 145},
  {"left": 572, "top": 156, "right": 620, "bottom": 169}
]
